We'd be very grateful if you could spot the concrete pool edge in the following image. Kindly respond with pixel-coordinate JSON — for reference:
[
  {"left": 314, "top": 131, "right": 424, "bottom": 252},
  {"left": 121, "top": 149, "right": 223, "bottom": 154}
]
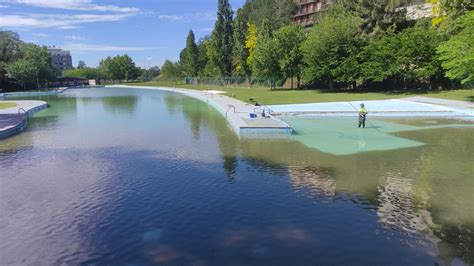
[
  {"left": 108, "top": 85, "right": 293, "bottom": 138},
  {"left": 0, "top": 100, "right": 48, "bottom": 140}
]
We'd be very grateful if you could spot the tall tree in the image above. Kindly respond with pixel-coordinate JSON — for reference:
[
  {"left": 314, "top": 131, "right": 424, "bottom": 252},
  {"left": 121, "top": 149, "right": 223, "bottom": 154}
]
[
  {"left": 251, "top": 19, "right": 282, "bottom": 90},
  {"left": 437, "top": 10, "right": 474, "bottom": 84},
  {"left": 274, "top": 25, "right": 306, "bottom": 89},
  {"left": 233, "top": 16, "right": 252, "bottom": 83},
  {"left": 182, "top": 30, "right": 199, "bottom": 76},
  {"left": 18, "top": 43, "right": 55, "bottom": 85},
  {"left": 211, "top": 0, "right": 234, "bottom": 76},
  {"left": 302, "top": 5, "right": 363, "bottom": 88}
]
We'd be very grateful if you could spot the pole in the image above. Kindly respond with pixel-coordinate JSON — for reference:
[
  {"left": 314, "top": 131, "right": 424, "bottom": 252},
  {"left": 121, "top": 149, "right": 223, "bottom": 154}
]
[{"left": 36, "top": 70, "right": 40, "bottom": 90}]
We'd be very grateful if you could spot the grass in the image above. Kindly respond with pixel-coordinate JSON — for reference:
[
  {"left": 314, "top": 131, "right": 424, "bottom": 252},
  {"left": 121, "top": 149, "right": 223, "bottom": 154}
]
[
  {"left": 0, "top": 102, "right": 17, "bottom": 109},
  {"left": 127, "top": 81, "right": 474, "bottom": 105}
]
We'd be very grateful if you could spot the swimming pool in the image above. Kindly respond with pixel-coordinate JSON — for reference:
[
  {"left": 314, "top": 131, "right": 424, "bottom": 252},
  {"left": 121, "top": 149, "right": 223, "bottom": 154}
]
[{"left": 1, "top": 87, "right": 473, "bottom": 265}]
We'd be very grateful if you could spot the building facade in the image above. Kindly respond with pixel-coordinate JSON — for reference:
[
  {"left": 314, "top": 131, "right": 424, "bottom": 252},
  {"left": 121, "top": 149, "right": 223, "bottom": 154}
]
[
  {"left": 293, "top": 0, "right": 331, "bottom": 28},
  {"left": 47, "top": 47, "right": 73, "bottom": 73}
]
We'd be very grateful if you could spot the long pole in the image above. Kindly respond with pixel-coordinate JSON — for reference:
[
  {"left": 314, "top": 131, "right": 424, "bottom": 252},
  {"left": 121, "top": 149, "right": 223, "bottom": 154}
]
[{"left": 36, "top": 70, "right": 40, "bottom": 90}]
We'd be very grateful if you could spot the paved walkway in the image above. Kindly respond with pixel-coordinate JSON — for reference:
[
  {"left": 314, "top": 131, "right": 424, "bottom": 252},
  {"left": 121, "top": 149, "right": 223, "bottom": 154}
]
[
  {"left": 112, "top": 86, "right": 293, "bottom": 137},
  {"left": 0, "top": 100, "right": 48, "bottom": 139}
]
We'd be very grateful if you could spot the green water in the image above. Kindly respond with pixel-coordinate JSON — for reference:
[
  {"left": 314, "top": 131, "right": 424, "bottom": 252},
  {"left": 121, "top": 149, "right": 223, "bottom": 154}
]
[{"left": 1, "top": 87, "right": 473, "bottom": 265}]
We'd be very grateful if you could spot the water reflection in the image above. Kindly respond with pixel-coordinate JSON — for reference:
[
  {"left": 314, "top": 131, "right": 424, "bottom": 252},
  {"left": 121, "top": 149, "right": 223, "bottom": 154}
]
[{"left": 1, "top": 87, "right": 473, "bottom": 265}]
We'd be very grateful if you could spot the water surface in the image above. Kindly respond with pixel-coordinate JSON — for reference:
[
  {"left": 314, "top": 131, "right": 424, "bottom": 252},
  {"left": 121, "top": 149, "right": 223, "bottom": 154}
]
[{"left": 1, "top": 87, "right": 473, "bottom": 265}]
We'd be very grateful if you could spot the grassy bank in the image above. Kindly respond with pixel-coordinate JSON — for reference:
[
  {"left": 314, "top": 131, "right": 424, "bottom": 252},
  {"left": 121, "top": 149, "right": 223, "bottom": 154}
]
[
  {"left": 128, "top": 81, "right": 473, "bottom": 105},
  {"left": 0, "top": 102, "right": 16, "bottom": 109}
]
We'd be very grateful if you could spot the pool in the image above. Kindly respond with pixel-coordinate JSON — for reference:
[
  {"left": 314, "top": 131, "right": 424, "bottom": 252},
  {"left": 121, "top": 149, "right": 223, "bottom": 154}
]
[{"left": 1, "top": 87, "right": 473, "bottom": 265}]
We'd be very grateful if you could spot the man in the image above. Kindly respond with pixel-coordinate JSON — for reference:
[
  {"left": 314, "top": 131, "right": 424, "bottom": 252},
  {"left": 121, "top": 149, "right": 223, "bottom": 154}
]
[{"left": 359, "top": 103, "right": 368, "bottom": 128}]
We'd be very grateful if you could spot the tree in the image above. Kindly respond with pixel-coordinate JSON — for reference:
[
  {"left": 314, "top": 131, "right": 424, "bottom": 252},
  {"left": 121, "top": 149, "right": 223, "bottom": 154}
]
[
  {"left": 274, "top": 25, "right": 306, "bottom": 89},
  {"left": 211, "top": 0, "right": 234, "bottom": 76},
  {"left": 437, "top": 10, "right": 474, "bottom": 84},
  {"left": 77, "top": 61, "right": 86, "bottom": 69},
  {"left": 360, "top": 20, "right": 443, "bottom": 89},
  {"left": 245, "top": 23, "right": 258, "bottom": 67},
  {"left": 18, "top": 43, "right": 55, "bottom": 86},
  {"left": 251, "top": 19, "right": 282, "bottom": 90},
  {"left": 139, "top": 66, "right": 161, "bottom": 81},
  {"left": 338, "top": 0, "right": 409, "bottom": 36},
  {"left": 196, "top": 38, "right": 209, "bottom": 77},
  {"left": 161, "top": 60, "right": 182, "bottom": 83},
  {"left": 236, "top": 0, "right": 296, "bottom": 30},
  {"left": 5, "top": 58, "right": 38, "bottom": 89},
  {"left": 233, "top": 17, "right": 252, "bottom": 83},
  {"left": 302, "top": 5, "right": 363, "bottom": 88},
  {"left": 63, "top": 67, "right": 104, "bottom": 80},
  {"left": 99, "top": 55, "right": 140, "bottom": 82},
  {"left": 181, "top": 30, "right": 199, "bottom": 76},
  {"left": 0, "top": 31, "right": 22, "bottom": 86}
]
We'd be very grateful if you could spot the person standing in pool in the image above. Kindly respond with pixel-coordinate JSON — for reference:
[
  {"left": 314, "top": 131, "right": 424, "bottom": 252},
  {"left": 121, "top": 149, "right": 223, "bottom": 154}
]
[{"left": 359, "top": 103, "right": 368, "bottom": 128}]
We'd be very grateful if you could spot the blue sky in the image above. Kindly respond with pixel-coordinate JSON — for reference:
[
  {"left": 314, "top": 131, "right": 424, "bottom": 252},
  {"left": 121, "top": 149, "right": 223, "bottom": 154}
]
[{"left": 0, "top": 0, "right": 245, "bottom": 68}]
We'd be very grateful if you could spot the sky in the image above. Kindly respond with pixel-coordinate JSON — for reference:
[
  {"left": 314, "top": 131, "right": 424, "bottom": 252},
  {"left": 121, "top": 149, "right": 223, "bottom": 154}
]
[{"left": 0, "top": 0, "right": 245, "bottom": 68}]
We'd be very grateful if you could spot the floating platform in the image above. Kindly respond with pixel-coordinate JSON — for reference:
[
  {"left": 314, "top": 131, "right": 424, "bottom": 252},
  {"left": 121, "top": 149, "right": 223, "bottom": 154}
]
[{"left": 0, "top": 101, "right": 48, "bottom": 140}]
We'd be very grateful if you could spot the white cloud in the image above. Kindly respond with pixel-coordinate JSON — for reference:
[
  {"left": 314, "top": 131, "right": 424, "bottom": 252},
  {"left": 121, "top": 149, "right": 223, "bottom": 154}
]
[
  {"left": 0, "top": 13, "right": 135, "bottom": 29},
  {"left": 1, "top": 0, "right": 139, "bottom": 13},
  {"left": 65, "top": 35, "right": 86, "bottom": 41},
  {"left": 32, "top": 32, "right": 48, "bottom": 37},
  {"left": 158, "top": 15, "right": 184, "bottom": 22},
  {"left": 62, "top": 43, "right": 152, "bottom": 53}
]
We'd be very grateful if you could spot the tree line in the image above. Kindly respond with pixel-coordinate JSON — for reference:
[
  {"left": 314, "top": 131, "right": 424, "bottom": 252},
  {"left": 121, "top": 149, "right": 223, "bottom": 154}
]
[
  {"left": 161, "top": 0, "right": 473, "bottom": 91},
  {"left": 0, "top": 32, "right": 160, "bottom": 90}
]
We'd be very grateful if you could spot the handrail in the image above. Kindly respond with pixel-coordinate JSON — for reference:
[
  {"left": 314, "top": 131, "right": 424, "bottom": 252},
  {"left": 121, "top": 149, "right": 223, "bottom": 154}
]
[
  {"left": 226, "top": 105, "right": 236, "bottom": 118},
  {"left": 18, "top": 108, "right": 28, "bottom": 121}
]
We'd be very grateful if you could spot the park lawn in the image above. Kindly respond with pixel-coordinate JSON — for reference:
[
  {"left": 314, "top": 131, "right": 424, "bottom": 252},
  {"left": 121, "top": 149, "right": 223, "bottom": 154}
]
[
  {"left": 129, "top": 81, "right": 473, "bottom": 105},
  {"left": 0, "top": 102, "right": 16, "bottom": 109}
]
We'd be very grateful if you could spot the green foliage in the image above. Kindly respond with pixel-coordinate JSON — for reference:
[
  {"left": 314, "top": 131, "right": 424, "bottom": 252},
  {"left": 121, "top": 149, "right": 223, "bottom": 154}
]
[
  {"left": 233, "top": 16, "right": 252, "bottom": 80},
  {"left": 211, "top": 0, "right": 234, "bottom": 76},
  {"left": 98, "top": 54, "right": 141, "bottom": 82},
  {"left": 139, "top": 66, "right": 161, "bottom": 82},
  {"left": 160, "top": 60, "right": 182, "bottom": 82},
  {"left": 236, "top": 0, "right": 297, "bottom": 30},
  {"left": 181, "top": 30, "right": 199, "bottom": 76},
  {"left": 0, "top": 31, "right": 21, "bottom": 71},
  {"left": 437, "top": 11, "right": 474, "bottom": 84},
  {"left": 251, "top": 19, "right": 282, "bottom": 89},
  {"left": 63, "top": 67, "right": 104, "bottom": 80},
  {"left": 5, "top": 58, "right": 38, "bottom": 89},
  {"left": 360, "top": 20, "right": 444, "bottom": 88},
  {"left": 338, "top": 0, "right": 409, "bottom": 36},
  {"left": 274, "top": 25, "right": 306, "bottom": 88},
  {"left": 302, "top": 5, "right": 362, "bottom": 87}
]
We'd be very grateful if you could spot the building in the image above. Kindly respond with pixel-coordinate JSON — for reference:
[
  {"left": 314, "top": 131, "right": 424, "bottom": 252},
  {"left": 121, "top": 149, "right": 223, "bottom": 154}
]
[
  {"left": 293, "top": 0, "right": 432, "bottom": 28},
  {"left": 293, "top": 0, "right": 332, "bottom": 28},
  {"left": 47, "top": 47, "right": 73, "bottom": 73}
]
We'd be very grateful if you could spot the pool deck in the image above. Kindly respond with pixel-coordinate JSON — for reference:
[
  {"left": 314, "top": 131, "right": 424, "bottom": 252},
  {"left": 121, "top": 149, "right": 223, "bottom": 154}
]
[
  {"left": 269, "top": 97, "right": 474, "bottom": 120},
  {"left": 0, "top": 101, "right": 48, "bottom": 140},
  {"left": 110, "top": 85, "right": 293, "bottom": 137}
]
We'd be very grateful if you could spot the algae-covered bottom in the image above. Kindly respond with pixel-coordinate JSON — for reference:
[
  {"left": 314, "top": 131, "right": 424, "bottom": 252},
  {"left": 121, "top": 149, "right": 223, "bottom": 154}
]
[{"left": 1, "top": 87, "right": 473, "bottom": 265}]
